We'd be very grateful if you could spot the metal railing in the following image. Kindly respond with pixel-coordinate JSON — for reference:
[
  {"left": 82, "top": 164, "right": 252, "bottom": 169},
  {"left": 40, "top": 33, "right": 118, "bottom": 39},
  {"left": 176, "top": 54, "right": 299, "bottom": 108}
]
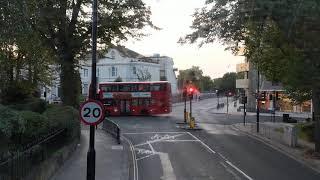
[
  {"left": 102, "top": 118, "right": 121, "bottom": 144},
  {"left": 0, "top": 129, "right": 66, "bottom": 180}
]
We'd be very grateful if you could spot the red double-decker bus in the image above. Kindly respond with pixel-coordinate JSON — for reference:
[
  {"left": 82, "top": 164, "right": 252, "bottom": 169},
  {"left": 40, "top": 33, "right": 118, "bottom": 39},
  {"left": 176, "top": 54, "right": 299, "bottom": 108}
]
[{"left": 98, "top": 81, "right": 172, "bottom": 116}]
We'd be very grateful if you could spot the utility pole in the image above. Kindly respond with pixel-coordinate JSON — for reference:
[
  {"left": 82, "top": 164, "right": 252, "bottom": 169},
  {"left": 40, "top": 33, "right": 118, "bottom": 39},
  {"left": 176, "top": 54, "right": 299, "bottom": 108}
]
[
  {"left": 87, "top": 0, "right": 98, "bottom": 179},
  {"left": 189, "top": 91, "right": 193, "bottom": 118}
]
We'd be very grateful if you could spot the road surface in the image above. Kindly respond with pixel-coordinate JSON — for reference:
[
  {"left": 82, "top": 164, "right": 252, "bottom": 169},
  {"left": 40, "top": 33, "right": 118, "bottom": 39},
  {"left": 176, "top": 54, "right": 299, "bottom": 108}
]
[{"left": 112, "top": 98, "right": 320, "bottom": 180}]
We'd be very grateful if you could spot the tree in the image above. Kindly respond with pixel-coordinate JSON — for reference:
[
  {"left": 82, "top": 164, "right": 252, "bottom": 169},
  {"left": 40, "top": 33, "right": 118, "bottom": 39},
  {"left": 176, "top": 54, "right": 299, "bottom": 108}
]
[
  {"left": 183, "top": 0, "right": 320, "bottom": 152},
  {"left": 2, "top": 0, "right": 155, "bottom": 107},
  {"left": 136, "top": 68, "right": 152, "bottom": 81},
  {"left": 177, "top": 66, "right": 203, "bottom": 90},
  {"left": 212, "top": 73, "right": 236, "bottom": 94},
  {"left": 0, "top": 1, "right": 55, "bottom": 104},
  {"left": 199, "top": 76, "right": 214, "bottom": 92}
]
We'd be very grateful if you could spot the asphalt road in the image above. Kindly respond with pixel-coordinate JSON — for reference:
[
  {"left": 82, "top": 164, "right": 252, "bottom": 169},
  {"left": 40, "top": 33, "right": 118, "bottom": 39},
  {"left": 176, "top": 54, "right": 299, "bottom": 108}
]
[{"left": 112, "top": 98, "right": 320, "bottom": 180}]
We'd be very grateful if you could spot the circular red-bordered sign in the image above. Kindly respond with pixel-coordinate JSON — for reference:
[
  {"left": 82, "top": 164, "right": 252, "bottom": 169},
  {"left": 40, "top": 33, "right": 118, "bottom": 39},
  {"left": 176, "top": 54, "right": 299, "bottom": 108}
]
[{"left": 79, "top": 99, "right": 105, "bottom": 125}]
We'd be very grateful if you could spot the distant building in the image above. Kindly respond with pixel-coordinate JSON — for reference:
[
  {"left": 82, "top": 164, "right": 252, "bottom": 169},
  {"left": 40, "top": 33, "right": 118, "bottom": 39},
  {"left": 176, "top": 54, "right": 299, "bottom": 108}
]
[
  {"left": 41, "top": 45, "right": 178, "bottom": 103},
  {"left": 236, "top": 59, "right": 311, "bottom": 113}
]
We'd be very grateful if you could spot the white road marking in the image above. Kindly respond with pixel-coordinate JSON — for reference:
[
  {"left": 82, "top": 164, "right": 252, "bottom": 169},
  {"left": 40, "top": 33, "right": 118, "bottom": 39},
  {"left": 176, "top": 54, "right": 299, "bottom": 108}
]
[
  {"left": 134, "top": 134, "right": 185, "bottom": 147},
  {"left": 147, "top": 141, "right": 155, "bottom": 153},
  {"left": 161, "top": 140, "right": 199, "bottom": 142},
  {"left": 122, "top": 136, "right": 139, "bottom": 180},
  {"left": 219, "top": 161, "right": 241, "bottom": 180},
  {"left": 135, "top": 148, "right": 154, "bottom": 155},
  {"left": 159, "top": 153, "right": 177, "bottom": 180},
  {"left": 123, "top": 132, "right": 188, "bottom": 135},
  {"left": 187, "top": 132, "right": 216, "bottom": 154},
  {"left": 226, "top": 161, "right": 254, "bottom": 180},
  {"left": 136, "top": 154, "right": 156, "bottom": 161}
]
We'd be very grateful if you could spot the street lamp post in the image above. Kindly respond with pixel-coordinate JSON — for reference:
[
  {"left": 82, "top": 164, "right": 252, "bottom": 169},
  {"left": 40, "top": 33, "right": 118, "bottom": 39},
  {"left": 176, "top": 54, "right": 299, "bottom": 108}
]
[
  {"left": 257, "top": 69, "right": 260, "bottom": 133},
  {"left": 87, "top": 0, "right": 98, "bottom": 179}
]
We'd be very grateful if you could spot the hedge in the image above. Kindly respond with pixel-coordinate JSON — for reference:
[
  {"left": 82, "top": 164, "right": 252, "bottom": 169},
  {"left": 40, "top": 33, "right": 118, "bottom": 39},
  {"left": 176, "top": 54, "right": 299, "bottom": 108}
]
[
  {"left": 8, "top": 98, "right": 47, "bottom": 113},
  {"left": 43, "top": 105, "right": 80, "bottom": 140},
  {"left": 0, "top": 104, "right": 80, "bottom": 152},
  {"left": 296, "top": 123, "right": 315, "bottom": 142}
]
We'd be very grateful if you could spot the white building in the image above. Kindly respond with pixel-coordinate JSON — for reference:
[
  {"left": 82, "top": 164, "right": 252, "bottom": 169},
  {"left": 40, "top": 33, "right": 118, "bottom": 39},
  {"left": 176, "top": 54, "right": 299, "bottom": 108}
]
[
  {"left": 80, "top": 45, "right": 178, "bottom": 96},
  {"left": 42, "top": 46, "right": 178, "bottom": 103}
]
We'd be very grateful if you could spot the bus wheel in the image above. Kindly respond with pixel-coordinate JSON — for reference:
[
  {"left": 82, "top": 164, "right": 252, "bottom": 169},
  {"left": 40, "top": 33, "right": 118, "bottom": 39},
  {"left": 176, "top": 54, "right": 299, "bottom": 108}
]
[{"left": 141, "top": 109, "right": 148, "bottom": 116}]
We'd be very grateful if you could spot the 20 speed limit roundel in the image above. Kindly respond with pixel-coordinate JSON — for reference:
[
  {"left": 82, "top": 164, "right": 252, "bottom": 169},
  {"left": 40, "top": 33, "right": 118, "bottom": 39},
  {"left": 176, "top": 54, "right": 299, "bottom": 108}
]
[{"left": 80, "top": 100, "right": 105, "bottom": 125}]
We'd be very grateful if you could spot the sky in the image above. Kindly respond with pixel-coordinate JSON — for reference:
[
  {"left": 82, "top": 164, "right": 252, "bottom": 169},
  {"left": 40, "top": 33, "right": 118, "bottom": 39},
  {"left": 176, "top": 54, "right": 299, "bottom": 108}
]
[{"left": 124, "top": 0, "right": 244, "bottom": 79}]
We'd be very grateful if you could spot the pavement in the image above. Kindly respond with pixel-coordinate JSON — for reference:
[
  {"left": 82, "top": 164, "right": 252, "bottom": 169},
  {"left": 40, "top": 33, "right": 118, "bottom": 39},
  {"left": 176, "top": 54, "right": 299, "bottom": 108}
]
[
  {"left": 203, "top": 97, "right": 312, "bottom": 119},
  {"left": 51, "top": 129, "right": 129, "bottom": 180}
]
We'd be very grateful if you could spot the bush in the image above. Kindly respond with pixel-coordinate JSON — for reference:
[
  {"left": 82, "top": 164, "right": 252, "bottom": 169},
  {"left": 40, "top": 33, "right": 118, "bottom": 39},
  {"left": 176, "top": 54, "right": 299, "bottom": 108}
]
[
  {"left": 8, "top": 98, "right": 47, "bottom": 113},
  {"left": 0, "top": 104, "right": 24, "bottom": 139},
  {"left": 17, "top": 111, "right": 49, "bottom": 144},
  {"left": 296, "top": 123, "right": 315, "bottom": 142},
  {"left": 43, "top": 105, "right": 80, "bottom": 140}
]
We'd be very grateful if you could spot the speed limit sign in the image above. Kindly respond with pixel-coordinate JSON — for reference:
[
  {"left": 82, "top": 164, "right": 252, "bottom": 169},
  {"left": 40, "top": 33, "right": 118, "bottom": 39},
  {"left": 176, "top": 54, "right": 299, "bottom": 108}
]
[{"left": 80, "top": 100, "right": 105, "bottom": 125}]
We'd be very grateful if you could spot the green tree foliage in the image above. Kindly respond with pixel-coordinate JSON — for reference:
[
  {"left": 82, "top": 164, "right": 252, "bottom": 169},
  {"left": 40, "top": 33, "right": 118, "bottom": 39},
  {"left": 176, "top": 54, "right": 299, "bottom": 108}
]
[
  {"left": 0, "top": 1, "right": 55, "bottom": 104},
  {"left": 183, "top": 0, "right": 320, "bottom": 152},
  {"left": 177, "top": 66, "right": 203, "bottom": 90},
  {"left": 177, "top": 66, "right": 217, "bottom": 92},
  {"left": 212, "top": 72, "right": 237, "bottom": 93},
  {"left": 1, "top": 0, "right": 156, "bottom": 107}
]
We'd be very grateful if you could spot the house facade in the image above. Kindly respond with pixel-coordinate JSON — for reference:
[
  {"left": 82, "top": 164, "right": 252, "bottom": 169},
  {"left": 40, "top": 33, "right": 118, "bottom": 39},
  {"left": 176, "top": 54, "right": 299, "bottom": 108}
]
[{"left": 41, "top": 46, "right": 178, "bottom": 103}]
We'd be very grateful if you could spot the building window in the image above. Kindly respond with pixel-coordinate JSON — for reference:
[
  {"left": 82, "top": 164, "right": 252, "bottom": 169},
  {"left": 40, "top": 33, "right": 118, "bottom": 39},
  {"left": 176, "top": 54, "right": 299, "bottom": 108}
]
[
  {"left": 160, "top": 70, "right": 165, "bottom": 77},
  {"left": 133, "top": 66, "right": 136, "bottom": 74},
  {"left": 83, "top": 69, "right": 88, "bottom": 77},
  {"left": 83, "top": 83, "right": 88, "bottom": 94},
  {"left": 112, "top": 66, "right": 117, "bottom": 77}
]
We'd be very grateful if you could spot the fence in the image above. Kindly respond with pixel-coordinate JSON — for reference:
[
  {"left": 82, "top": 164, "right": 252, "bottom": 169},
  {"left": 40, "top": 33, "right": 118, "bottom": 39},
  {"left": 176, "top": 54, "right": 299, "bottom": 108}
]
[
  {"left": 102, "top": 118, "right": 121, "bottom": 144},
  {"left": 0, "top": 129, "right": 66, "bottom": 180}
]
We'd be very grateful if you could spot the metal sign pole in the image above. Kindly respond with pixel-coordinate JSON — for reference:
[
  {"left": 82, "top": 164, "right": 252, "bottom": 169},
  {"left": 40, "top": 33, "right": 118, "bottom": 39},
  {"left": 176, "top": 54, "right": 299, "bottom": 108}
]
[
  {"left": 243, "top": 102, "right": 246, "bottom": 126},
  {"left": 87, "top": 0, "right": 98, "bottom": 179}
]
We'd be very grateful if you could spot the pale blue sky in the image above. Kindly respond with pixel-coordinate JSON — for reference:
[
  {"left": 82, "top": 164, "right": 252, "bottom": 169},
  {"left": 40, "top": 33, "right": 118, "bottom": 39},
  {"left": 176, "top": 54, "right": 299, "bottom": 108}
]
[{"left": 124, "top": 0, "right": 244, "bottom": 79}]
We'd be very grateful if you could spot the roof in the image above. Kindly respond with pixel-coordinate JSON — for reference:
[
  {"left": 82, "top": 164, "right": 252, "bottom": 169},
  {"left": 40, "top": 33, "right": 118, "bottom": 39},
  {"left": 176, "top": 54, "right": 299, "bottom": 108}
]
[{"left": 109, "top": 44, "right": 144, "bottom": 58}]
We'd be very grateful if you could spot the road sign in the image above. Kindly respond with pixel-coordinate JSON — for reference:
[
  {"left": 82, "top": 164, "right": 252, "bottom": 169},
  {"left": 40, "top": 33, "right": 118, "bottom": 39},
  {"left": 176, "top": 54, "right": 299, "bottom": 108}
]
[{"left": 80, "top": 100, "right": 105, "bottom": 125}]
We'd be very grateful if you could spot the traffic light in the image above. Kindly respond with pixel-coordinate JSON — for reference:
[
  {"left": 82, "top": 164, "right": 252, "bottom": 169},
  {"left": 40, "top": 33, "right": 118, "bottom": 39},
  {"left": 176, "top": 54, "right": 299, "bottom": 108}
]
[
  {"left": 262, "top": 92, "right": 266, "bottom": 100},
  {"left": 188, "top": 87, "right": 195, "bottom": 99},
  {"left": 226, "top": 91, "right": 233, "bottom": 97}
]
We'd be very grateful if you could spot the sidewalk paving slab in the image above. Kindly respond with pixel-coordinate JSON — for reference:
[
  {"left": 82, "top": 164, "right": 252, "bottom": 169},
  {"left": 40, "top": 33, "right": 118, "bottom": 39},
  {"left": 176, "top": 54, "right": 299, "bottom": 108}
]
[
  {"left": 232, "top": 123, "right": 320, "bottom": 174},
  {"left": 51, "top": 129, "right": 129, "bottom": 180}
]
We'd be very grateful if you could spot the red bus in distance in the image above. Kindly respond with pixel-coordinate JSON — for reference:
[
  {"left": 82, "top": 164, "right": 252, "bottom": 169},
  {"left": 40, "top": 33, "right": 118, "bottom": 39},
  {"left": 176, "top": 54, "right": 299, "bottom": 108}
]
[{"left": 98, "top": 81, "right": 172, "bottom": 116}]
